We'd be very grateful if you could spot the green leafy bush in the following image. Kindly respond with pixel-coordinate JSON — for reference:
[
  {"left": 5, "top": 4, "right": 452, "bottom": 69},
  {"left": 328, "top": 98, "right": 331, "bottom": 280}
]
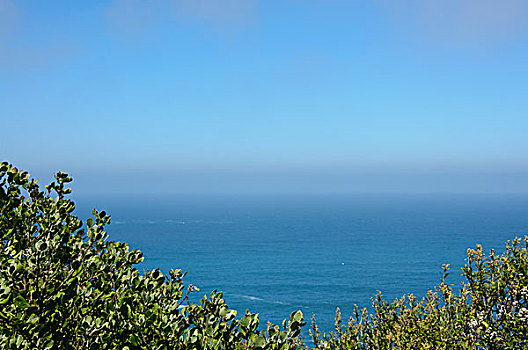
[
  {"left": 308, "top": 240, "right": 528, "bottom": 349},
  {"left": 0, "top": 162, "right": 305, "bottom": 349},
  {"left": 2, "top": 162, "right": 527, "bottom": 349}
]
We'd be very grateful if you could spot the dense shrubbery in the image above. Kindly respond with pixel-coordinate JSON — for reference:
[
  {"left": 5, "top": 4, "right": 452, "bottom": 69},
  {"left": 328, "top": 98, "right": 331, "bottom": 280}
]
[
  {"left": 1, "top": 162, "right": 527, "bottom": 349},
  {"left": 0, "top": 163, "right": 305, "bottom": 349},
  {"left": 309, "top": 238, "right": 528, "bottom": 349}
]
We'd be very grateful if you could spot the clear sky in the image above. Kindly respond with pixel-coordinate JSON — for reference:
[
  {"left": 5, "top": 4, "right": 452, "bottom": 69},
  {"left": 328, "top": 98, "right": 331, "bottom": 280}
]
[{"left": 1, "top": 0, "right": 528, "bottom": 194}]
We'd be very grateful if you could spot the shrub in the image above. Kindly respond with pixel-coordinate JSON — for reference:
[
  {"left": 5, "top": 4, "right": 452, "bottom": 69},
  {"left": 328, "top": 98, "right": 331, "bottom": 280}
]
[
  {"left": 0, "top": 162, "right": 305, "bottom": 349},
  {"left": 308, "top": 240, "right": 528, "bottom": 349}
]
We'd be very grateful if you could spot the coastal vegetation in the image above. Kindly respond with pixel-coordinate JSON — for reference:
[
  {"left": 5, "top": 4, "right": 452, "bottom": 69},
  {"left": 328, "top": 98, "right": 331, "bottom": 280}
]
[{"left": 1, "top": 162, "right": 527, "bottom": 349}]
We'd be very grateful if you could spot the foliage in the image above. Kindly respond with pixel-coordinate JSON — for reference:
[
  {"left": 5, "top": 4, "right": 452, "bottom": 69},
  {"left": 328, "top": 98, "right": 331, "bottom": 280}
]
[
  {"left": 307, "top": 239, "right": 528, "bottom": 349},
  {"left": 0, "top": 162, "right": 305, "bottom": 349},
  {"left": 1, "top": 162, "right": 527, "bottom": 349}
]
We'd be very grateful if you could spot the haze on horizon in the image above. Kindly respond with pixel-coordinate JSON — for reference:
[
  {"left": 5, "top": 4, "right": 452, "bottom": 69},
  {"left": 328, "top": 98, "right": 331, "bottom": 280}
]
[{"left": 1, "top": 0, "right": 528, "bottom": 194}]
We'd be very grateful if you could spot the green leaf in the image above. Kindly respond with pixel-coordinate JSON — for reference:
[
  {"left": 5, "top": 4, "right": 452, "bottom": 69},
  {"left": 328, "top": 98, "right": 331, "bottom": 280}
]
[
  {"left": 292, "top": 310, "right": 303, "bottom": 323},
  {"left": 13, "top": 295, "right": 29, "bottom": 309}
]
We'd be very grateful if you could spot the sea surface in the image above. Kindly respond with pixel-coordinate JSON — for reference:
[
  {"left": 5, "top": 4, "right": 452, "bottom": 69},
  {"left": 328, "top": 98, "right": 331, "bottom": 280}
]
[{"left": 75, "top": 193, "right": 528, "bottom": 334}]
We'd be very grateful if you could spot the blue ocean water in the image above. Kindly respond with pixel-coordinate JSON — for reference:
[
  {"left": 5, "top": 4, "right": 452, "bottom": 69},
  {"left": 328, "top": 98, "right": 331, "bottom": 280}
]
[{"left": 75, "top": 194, "right": 528, "bottom": 333}]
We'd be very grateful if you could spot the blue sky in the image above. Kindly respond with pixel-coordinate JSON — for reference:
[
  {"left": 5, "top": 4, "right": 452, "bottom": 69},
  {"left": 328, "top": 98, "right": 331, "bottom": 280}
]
[{"left": 1, "top": 0, "right": 528, "bottom": 194}]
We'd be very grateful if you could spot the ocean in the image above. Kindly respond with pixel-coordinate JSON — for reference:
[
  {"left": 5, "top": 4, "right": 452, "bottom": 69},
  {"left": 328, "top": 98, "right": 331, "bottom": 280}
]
[{"left": 75, "top": 193, "right": 528, "bottom": 334}]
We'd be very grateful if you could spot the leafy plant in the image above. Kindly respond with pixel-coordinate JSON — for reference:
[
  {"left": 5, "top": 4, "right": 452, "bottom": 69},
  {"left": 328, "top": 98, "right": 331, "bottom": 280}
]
[
  {"left": 0, "top": 162, "right": 305, "bottom": 349},
  {"left": 307, "top": 240, "right": 528, "bottom": 349}
]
